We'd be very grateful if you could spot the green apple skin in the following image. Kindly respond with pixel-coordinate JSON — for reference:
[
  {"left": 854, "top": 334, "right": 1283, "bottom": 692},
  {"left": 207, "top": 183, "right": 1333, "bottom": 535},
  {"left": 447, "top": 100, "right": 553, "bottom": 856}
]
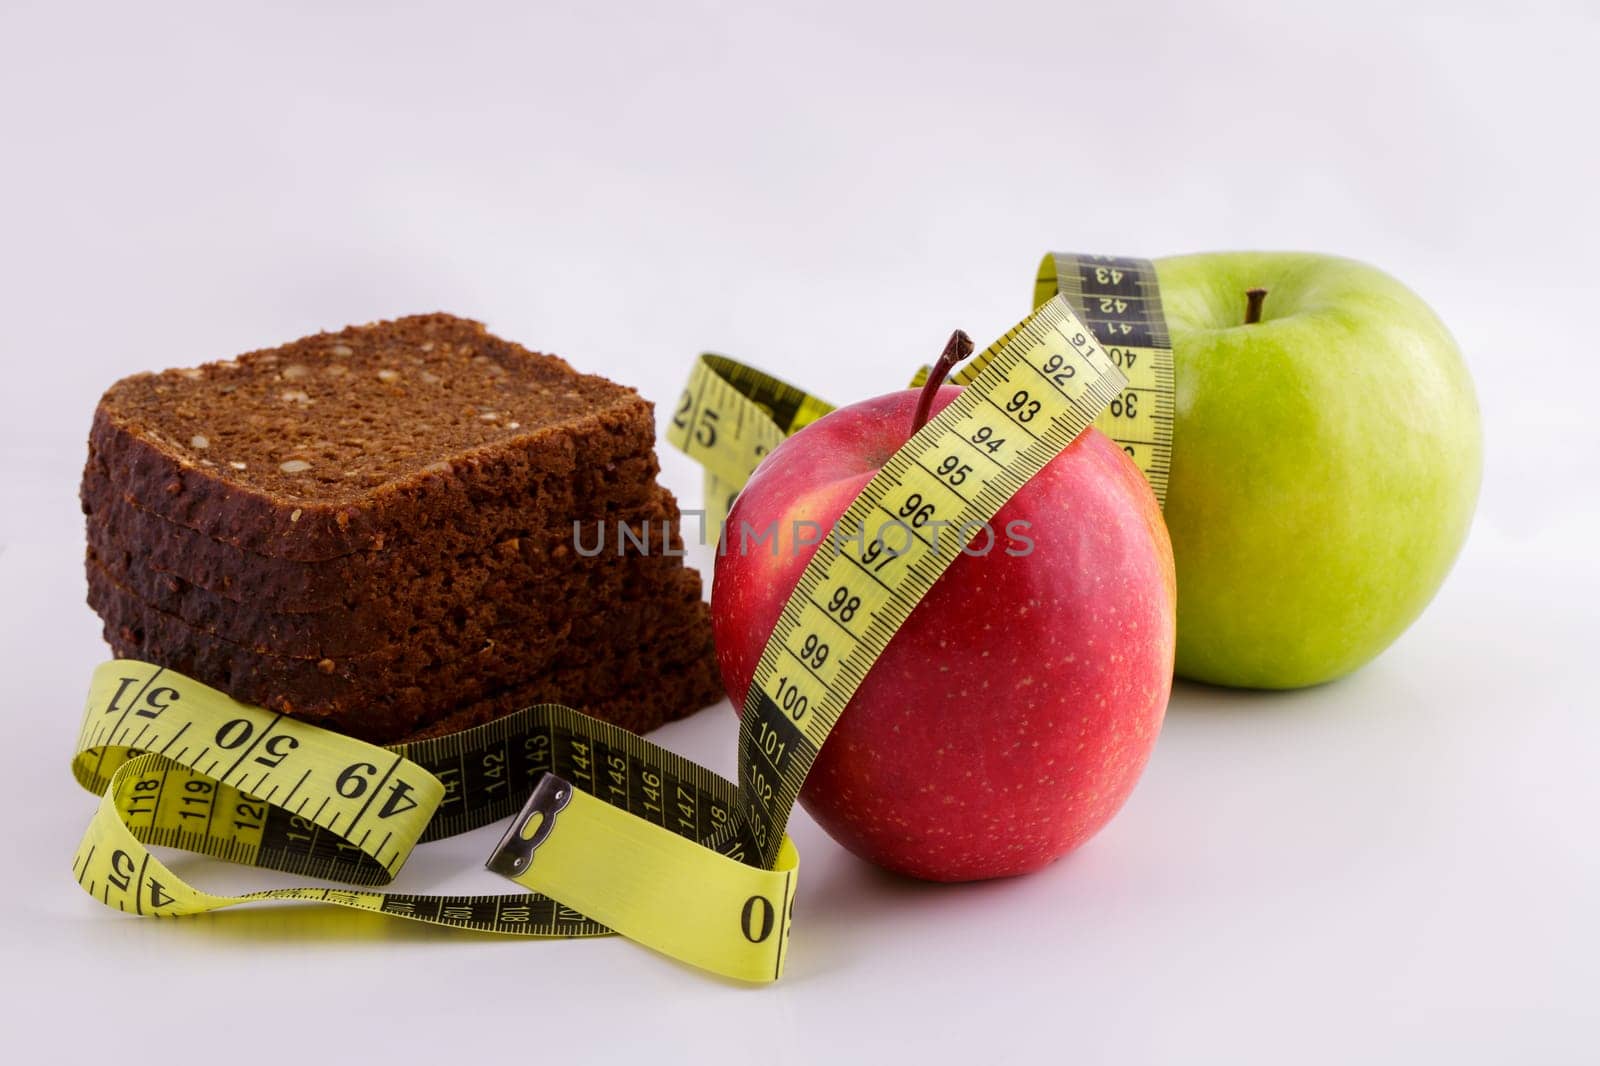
[{"left": 1153, "top": 252, "right": 1481, "bottom": 688}]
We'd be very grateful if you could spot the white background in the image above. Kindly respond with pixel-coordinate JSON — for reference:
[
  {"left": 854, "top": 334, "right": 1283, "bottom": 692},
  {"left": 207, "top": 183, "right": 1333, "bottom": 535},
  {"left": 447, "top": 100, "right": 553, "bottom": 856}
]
[{"left": 2, "top": 1, "right": 1596, "bottom": 1063}]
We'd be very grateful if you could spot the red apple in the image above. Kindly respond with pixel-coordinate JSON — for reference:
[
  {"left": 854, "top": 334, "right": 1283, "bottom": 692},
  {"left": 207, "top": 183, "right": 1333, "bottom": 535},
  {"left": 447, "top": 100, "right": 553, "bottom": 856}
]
[{"left": 712, "top": 385, "right": 1176, "bottom": 882}]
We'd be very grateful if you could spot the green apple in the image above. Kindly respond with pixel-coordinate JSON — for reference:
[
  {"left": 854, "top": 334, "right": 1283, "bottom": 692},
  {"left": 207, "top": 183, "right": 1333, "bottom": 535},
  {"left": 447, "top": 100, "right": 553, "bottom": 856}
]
[{"left": 1154, "top": 252, "right": 1481, "bottom": 688}]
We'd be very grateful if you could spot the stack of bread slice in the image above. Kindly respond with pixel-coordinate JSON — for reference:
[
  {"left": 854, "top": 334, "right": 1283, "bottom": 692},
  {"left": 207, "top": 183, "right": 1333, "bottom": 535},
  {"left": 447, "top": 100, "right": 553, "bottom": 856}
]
[{"left": 81, "top": 313, "right": 721, "bottom": 743}]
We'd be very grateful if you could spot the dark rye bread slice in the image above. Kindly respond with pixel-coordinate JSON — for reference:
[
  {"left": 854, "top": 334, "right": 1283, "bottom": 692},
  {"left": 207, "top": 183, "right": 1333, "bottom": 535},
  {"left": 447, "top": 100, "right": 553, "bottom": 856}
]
[
  {"left": 99, "top": 594, "right": 720, "bottom": 745},
  {"left": 400, "top": 636, "right": 725, "bottom": 742},
  {"left": 90, "top": 488, "right": 692, "bottom": 657},
  {"left": 86, "top": 542, "right": 698, "bottom": 664},
  {"left": 119, "top": 599, "right": 719, "bottom": 744},
  {"left": 85, "top": 313, "right": 657, "bottom": 560},
  {"left": 83, "top": 452, "right": 665, "bottom": 612},
  {"left": 98, "top": 577, "right": 717, "bottom": 742},
  {"left": 91, "top": 559, "right": 709, "bottom": 710}
]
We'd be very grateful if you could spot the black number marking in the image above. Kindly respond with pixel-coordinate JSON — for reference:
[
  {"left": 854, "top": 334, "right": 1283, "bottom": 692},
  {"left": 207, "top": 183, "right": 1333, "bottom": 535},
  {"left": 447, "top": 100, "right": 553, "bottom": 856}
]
[
  {"left": 798, "top": 633, "right": 829, "bottom": 669},
  {"left": 378, "top": 780, "right": 420, "bottom": 818},
  {"left": 695, "top": 407, "right": 719, "bottom": 448},
  {"left": 135, "top": 686, "right": 179, "bottom": 719},
  {"left": 936, "top": 455, "right": 972, "bottom": 485},
  {"left": 336, "top": 762, "right": 377, "bottom": 799},
  {"left": 741, "top": 895, "right": 776, "bottom": 943},
  {"left": 860, "top": 537, "right": 897, "bottom": 571},
  {"left": 970, "top": 425, "right": 1006, "bottom": 453},
  {"left": 106, "top": 850, "right": 136, "bottom": 892},
  {"left": 1006, "top": 390, "right": 1040, "bottom": 422},
  {"left": 826, "top": 586, "right": 861, "bottom": 622},
  {"left": 773, "top": 677, "right": 809, "bottom": 721},
  {"left": 234, "top": 800, "right": 266, "bottom": 832},
  {"left": 214, "top": 719, "right": 253, "bottom": 750},
  {"left": 1041, "top": 353, "right": 1077, "bottom": 388},
  {"left": 254, "top": 733, "right": 299, "bottom": 768},
  {"left": 897, "top": 493, "right": 935, "bottom": 528}
]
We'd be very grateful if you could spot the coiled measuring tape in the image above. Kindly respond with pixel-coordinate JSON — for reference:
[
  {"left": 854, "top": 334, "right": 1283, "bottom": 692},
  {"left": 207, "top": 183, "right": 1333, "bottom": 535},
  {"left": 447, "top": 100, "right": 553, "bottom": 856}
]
[
  {"left": 73, "top": 666, "right": 788, "bottom": 976},
  {"left": 72, "top": 258, "right": 1147, "bottom": 982}
]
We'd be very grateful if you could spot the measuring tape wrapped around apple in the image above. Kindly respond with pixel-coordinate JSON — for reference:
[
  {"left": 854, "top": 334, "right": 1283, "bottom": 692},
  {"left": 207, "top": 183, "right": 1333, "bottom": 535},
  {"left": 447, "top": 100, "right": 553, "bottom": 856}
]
[{"left": 71, "top": 251, "right": 1480, "bottom": 979}]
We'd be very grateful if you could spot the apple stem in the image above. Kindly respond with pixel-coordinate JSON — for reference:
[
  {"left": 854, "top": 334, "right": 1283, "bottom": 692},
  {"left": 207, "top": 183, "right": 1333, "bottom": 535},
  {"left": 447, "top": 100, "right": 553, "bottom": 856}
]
[
  {"left": 911, "top": 330, "right": 975, "bottom": 435},
  {"left": 1244, "top": 288, "right": 1268, "bottom": 325}
]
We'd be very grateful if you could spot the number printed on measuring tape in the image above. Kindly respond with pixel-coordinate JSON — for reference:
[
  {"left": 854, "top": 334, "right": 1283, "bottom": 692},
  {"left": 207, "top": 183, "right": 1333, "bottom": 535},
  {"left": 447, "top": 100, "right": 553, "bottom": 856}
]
[
  {"left": 1032, "top": 253, "right": 1174, "bottom": 505},
  {"left": 72, "top": 289, "right": 1125, "bottom": 984},
  {"left": 904, "top": 253, "right": 1174, "bottom": 507},
  {"left": 668, "top": 355, "right": 837, "bottom": 533}
]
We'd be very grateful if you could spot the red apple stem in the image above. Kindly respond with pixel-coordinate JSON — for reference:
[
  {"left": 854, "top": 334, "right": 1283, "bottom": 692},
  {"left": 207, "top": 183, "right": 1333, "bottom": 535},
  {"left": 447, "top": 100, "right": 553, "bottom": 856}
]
[
  {"left": 911, "top": 330, "right": 975, "bottom": 435},
  {"left": 1244, "top": 288, "right": 1268, "bottom": 325}
]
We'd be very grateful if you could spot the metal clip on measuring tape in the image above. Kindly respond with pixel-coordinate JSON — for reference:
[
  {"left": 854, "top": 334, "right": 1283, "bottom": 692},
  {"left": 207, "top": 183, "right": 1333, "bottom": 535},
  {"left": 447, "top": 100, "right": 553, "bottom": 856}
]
[{"left": 71, "top": 254, "right": 1168, "bottom": 982}]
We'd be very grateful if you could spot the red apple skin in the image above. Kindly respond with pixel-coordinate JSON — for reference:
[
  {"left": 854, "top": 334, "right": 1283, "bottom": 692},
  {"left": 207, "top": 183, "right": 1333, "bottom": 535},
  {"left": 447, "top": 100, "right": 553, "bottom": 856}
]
[{"left": 712, "top": 386, "right": 1176, "bottom": 882}]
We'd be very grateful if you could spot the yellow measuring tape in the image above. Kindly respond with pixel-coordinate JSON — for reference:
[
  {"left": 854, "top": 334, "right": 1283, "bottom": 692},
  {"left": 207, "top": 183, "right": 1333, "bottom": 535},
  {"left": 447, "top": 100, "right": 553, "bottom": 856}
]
[
  {"left": 72, "top": 255, "right": 1153, "bottom": 981},
  {"left": 668, "top": 354, "right": 837, "bottom": 532},
  {"left": 682, "top": 253, "right": 1173, "bottom": 523},
  {"left": 1032, "top": 253, "right": 1173, "bottom": 502},
  {"left": 73, "top": 665, "right": 793, "bottom": 978}
]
